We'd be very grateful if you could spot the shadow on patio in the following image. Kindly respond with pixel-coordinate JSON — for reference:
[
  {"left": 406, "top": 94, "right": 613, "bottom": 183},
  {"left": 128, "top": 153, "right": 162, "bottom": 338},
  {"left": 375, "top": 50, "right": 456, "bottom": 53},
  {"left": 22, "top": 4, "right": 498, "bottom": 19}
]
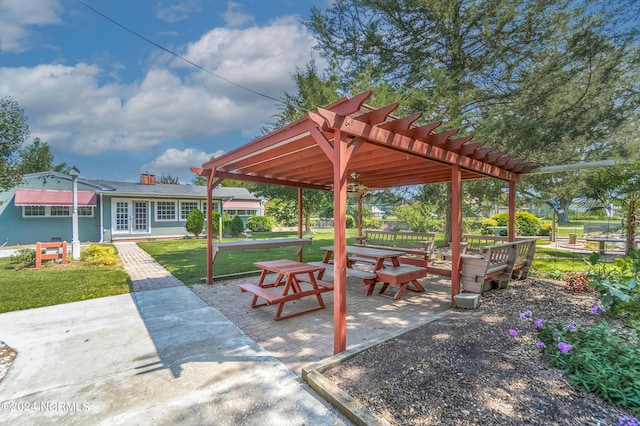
[{"left": 191, "top": 270, "right": 453, "bottom": 375}]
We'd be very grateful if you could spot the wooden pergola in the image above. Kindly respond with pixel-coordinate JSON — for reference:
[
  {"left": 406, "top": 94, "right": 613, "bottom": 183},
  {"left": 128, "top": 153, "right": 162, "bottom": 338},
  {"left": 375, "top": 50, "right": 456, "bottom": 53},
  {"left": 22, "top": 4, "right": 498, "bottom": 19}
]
[{"left": 192, "top": 90, "right": 535, "bottom": 354}]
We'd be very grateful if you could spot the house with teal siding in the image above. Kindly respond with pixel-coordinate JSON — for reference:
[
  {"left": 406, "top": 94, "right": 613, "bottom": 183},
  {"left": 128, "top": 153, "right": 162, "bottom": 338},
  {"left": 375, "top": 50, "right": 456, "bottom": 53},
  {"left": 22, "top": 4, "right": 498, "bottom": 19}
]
[{"left": 0, "top": 172, "right": 262, "bottom": 246}]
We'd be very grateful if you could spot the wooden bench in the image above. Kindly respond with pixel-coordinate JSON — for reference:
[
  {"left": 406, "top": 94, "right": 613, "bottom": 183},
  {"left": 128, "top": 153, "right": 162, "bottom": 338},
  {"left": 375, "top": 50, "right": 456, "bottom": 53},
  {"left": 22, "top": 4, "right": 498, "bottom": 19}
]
[
  {"left": 462, "top": 234, "right": 534, "bottom": 254},
  {"left": 376, "top": 265, "right": 427, "bottom": 300},
  {"left": 308, "top": 261, "right": 379, "bottom": 295},
  {"left": 460, "top": 238, "right": 537, "bottom": 293},
  {"left": 354, "top": 230, "right": 436, "bottom": 268},
  {"left": 210, "top": 237, "right": 312, "bottom": 281},
  {"left": 36, "top": 241, "right": 68, "bottom": 268}
]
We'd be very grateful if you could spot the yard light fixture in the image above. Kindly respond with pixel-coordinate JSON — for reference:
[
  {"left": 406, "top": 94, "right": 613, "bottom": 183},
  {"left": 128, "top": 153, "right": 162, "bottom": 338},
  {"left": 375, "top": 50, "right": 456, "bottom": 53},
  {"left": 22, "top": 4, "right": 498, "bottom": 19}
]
[{"left": 69, "top": 166, "right": 80, "bottom": 260}]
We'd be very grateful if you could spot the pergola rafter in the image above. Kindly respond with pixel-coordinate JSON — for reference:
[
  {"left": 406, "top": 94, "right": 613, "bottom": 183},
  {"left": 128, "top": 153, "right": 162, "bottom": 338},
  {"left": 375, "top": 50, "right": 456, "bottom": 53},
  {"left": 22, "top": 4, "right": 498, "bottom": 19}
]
[{"left": 192, "top": 90, "right": 534, "bottom": 355}]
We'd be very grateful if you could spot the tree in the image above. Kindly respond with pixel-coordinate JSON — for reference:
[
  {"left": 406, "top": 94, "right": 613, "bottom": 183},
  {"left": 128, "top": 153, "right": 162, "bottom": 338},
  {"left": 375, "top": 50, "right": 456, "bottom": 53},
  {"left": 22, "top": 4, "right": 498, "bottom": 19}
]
[
  {"left": 185, "top": 208, "right": 205, "bottom": 238},
  {"left": 582, "top": 165, "right": 640, "bottom": 255},
  {"left": 308, "top": 0, "right": 640, "bottom": 241},
  {"left": 0, "top": 97, "right": 29, "bottom": 190},
  {"left": 255, "top": 62, "right": 342, "bottom": 232},
  {"left": 19, "top": 138, "right": 68, "bottom": 174},
  {"left": 158, "top": 174, "right": 179, "bottom": 184}
]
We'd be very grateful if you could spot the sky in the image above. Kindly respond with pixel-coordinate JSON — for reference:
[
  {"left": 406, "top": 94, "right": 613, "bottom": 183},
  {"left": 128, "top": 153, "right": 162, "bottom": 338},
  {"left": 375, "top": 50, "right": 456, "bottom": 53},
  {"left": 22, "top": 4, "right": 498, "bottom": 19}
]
[{"left": 0, "top": 0, "right": 330, "bottom": 183}]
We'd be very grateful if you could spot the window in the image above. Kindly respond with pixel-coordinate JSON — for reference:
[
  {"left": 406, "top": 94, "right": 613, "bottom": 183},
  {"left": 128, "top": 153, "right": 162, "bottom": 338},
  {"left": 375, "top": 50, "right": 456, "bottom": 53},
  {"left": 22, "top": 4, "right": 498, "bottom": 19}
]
[
  {"left": 156, "top": 201, "right": 176, "bottom": 221},
  {"left": 23, "top": 206, "right": 45, "bottom": 216},
  {"left": 22, "top": 205, "right": 95, "bottom": 218},
  {"left": 50, "top": 206, "right": 70, "bottom": 216},
  {"left": 79, "top": 206, "right": 94, "bottom": 217},
  {"left": 180, "top": 201, "right": 199, "bottom": 220}
]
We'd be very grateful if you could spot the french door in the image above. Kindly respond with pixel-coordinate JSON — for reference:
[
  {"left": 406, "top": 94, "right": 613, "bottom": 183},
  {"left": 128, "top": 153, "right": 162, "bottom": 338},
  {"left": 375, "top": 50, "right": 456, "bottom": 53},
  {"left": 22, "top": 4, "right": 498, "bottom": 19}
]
[{"left": 113, "top": 199, "right": 149, "bottom": 234}]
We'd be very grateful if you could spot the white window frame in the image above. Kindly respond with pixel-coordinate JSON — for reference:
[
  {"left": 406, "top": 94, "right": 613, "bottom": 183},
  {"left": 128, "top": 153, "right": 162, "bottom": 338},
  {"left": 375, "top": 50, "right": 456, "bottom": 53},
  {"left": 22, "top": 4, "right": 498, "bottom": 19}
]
[
  {"left": 155, "top": 200, "right": 177, "bottom": 222},
  {"left": 21, "top": 205, "right": 95, "bottom": 218},
  {"left": 180, "top": 200, "right": 200, "bottom": 221}
]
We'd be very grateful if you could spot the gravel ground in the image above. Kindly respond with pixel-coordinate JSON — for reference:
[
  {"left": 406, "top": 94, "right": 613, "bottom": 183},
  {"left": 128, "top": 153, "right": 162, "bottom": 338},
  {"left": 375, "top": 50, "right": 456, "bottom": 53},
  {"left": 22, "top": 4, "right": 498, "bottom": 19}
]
[{"left": 323, "top": 278, "right": 638, "bottom": 425}]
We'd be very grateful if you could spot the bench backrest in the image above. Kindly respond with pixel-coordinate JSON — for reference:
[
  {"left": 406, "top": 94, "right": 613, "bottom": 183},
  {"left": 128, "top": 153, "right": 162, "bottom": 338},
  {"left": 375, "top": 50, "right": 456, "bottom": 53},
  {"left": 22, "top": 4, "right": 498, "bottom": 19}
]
[
  {"left": 364, "top": 230, "right": 435, "bottom": 247},
  {"left": 479, "top": 243, "right": 513, "bottom": 267}
]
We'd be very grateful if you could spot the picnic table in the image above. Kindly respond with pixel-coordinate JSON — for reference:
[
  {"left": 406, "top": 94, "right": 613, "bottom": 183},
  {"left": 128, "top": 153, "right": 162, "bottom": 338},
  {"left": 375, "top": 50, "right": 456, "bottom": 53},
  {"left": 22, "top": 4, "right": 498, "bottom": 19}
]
[
  {"left": 318, "top": 245, "right": 427, "bottom": 300},
  {"left": 584, "top": 236, "right": 626, "bottom": 255},
  {"left": 238, "top": 259, "right": 333, "bottom": 320}
]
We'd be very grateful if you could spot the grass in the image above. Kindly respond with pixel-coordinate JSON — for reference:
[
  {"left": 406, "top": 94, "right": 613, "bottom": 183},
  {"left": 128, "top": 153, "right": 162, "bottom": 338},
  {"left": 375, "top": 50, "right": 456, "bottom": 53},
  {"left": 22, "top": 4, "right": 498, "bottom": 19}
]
[
  {"left": 530, "top": 246, "right": 591, "bottom": 278},
  {"left": 138, "top": 229, "right": 352, "bottom": 285},
  {"left": 0, "top": 257, "right": 131, "bottom": 313}
]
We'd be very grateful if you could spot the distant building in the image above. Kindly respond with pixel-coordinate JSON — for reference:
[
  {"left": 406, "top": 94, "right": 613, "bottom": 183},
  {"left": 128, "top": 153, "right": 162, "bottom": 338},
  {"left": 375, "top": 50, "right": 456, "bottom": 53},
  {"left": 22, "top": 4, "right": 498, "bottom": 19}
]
[
  {"left": 371, "top": 206, "right": 385, "bottom": 217},
  {"left": 0, "top": 172, "right": 261, "bottom": 245}
]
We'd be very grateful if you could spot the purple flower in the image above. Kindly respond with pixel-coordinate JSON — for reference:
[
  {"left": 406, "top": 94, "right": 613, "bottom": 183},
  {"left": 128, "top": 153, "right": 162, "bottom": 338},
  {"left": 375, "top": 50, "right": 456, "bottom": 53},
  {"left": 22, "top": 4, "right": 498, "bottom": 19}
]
[
  {"left": 553, "top": 330, "right": 561, "bottom": 339},
  {"left": 509, "top": 329, "right": 519, "bottom": 337},
  {"left": 519, "top": 310, "right": 533, "bottom": 321},
  {"left": 566, "top": 322, "right": 578, "bottom": 333},
  {"left": 591, "top": 305, "right": 606, "bottom": 315},
  {"left": 619, "top": 415, "right": 639, "bottom": 426},
  {"left": 533, "top": 319, "right": 544, "bottom": 328},
  {"left": 558, "top": 342, "right": 573, "bottom": 354},
  {"left": 536, "top": 341, "right": 547, "bottom": 349}
]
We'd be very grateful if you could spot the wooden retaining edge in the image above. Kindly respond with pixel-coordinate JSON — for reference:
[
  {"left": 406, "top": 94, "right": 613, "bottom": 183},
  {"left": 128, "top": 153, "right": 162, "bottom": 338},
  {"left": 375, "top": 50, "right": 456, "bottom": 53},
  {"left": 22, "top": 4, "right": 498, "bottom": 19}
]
[{"left": 301, "top": 309, "right": 452, "bottom": 425}]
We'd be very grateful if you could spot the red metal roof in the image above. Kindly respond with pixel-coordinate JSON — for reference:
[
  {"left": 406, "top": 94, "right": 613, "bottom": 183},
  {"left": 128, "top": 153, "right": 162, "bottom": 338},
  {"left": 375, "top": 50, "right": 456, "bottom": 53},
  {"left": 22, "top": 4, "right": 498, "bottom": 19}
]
[
  {"left": 14, "top": 189, "right": 98, "bottom": 206},
  {"left": 223, "top": 200, "right": 261, "bottom": 210}
]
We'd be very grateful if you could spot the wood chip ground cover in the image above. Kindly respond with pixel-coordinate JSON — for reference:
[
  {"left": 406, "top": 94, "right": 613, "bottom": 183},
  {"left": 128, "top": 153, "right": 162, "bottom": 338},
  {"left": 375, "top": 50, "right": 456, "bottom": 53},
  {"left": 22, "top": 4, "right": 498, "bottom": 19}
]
[{"left": 323, "top": 279, "right": 638, "bottom": 425}]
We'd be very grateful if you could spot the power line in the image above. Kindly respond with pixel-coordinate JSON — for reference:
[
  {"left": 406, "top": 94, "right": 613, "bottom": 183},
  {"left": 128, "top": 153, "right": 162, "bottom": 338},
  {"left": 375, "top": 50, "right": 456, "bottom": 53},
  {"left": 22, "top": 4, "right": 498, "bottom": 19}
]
[{"left": 75, "top": 0, "right": 286, "bottom": 106}]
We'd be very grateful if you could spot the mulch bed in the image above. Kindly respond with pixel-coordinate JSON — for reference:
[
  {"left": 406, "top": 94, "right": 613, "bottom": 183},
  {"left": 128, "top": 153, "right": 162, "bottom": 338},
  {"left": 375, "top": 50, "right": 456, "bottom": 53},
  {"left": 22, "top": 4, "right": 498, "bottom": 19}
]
[{"left": 323, "top": 278, "right": 638, "bottom": 425}]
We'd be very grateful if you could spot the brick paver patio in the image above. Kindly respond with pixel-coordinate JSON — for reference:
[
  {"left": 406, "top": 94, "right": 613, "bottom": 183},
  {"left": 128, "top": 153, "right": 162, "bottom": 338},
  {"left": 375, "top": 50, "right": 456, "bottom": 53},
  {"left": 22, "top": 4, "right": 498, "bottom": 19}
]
[{"left": 192, "top": 269, "right": 452, "bottom": 375}]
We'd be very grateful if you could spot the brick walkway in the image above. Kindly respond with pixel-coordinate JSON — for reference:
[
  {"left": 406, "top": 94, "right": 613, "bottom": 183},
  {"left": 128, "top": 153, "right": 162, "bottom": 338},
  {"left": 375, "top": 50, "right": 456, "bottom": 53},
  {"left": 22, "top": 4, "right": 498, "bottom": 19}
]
[{"left": 115, "top": 242, "right": 184, "bottom": 292}]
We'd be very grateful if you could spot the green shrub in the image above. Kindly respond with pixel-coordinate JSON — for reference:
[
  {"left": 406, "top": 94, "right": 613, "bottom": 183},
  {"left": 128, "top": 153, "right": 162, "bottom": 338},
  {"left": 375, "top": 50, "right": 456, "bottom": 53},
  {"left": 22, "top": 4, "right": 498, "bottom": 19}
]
[
  {"left": 362, "top": 216, "right": 382, "bottom": 229},
  {"left": 345, "top": 214, "right": 355, "bottom": 229},
  {"left": 540, "top": 221, "right": 552, "bottom": 236},
  {"left": 246, "top": 215, "right": 275, "bottom": 232},
  {"left": 210, "top": 211, "right": 221, "bottom": 234},
  {"left": 481, "top": 218, "right": 498, "bottom": 235},
  {"left": 537, "top": 320, "right": 640, "bottom": 411},
  {"left": 81, "top": 244, "right": 119, "bottom": 266},
  {"left": 586, "top": 250, "right": 639, "bottom": 307},
  {"left": 489, "top": 211, "right": 542, "bottom": 236},
  {"left": 230, "top": 215, "right": 244, "bottom": 236},
  {"left": 185, "top": 208, "right": 205, "bottom": 238},
  {"left": 10, "top": 248, "right": 36, "bottom": 269}
]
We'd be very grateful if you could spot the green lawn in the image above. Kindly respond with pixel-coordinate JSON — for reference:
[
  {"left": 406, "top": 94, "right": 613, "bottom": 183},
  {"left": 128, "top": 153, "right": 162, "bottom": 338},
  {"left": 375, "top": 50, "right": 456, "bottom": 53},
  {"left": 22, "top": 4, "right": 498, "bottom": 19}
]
[
  {"left": 0, "top": 257, "right": 131, "bottom": 313},
  {"left": 530, "top": 246, "right": 591, "bottom": 278},
  {"left": 138, "top": 229, "right": 601, "bottom": 286},
  {"left": 138, "top": 229, "right": 353, "bottom": 285}
]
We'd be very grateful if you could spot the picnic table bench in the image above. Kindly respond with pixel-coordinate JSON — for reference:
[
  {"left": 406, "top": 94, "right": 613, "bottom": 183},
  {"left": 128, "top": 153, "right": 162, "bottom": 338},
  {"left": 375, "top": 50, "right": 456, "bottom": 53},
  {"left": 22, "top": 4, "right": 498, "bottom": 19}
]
[
  {"left": 353, "top": 230, "right": 436, "bottom": 268},
  {"left": 459, "top": 238, "right": 537, "bottom": 293}
]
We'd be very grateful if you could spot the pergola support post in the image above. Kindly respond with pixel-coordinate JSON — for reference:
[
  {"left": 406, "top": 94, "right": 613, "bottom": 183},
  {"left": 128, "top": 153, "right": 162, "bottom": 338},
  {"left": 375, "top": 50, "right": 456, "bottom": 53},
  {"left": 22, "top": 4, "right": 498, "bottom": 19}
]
[
  {"left": 451, "top": 164, "right": 462, "bottom": 305},
  {"left": 333, "top": 130, "right": 349, "bottom": 354},
  {"left": 297, "top": 187, "right": 303, "bottom": 261},
  {"left": 357, "top": 193, "right": 364, "bottom": 237},
  {"left": 508, "top": 180, "right": 516, "bottom": 242}
]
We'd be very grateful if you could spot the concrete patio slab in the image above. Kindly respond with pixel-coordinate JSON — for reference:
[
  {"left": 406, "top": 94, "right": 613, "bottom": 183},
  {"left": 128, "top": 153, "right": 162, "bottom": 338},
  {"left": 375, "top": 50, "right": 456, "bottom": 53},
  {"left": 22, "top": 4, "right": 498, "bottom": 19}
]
[{"left": 0, "top": 286, "right": 347, "bottom": 425}]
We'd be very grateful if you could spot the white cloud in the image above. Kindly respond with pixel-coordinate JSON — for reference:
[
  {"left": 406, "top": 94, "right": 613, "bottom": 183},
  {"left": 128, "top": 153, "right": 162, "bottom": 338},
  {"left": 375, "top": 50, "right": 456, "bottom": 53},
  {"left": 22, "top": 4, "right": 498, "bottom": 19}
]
[
  {"left": 141, "top": 147, "right": 225, "bottom": 181},
  {"left": 0, "top": 0, "right": 63, "bottom": 52},
  {"left": 181, "top": 16, "right": 318, "bottom": 93},
  {"left": 155, "top": 0, "right": 203, "bottom": 23},
  {"left": 0, "top": 15, "right": 324, "bottom": 159},
  {"left": 221, "top": 1, "right": 254, "bottom": 28}
]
